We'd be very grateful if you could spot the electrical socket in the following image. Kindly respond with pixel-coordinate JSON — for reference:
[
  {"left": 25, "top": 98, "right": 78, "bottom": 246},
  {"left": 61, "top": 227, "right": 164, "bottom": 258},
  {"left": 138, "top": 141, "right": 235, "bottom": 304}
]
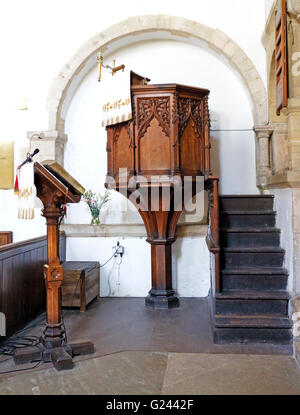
[{"left": 112, "top": 242, "right": 124, "bottom": 257}]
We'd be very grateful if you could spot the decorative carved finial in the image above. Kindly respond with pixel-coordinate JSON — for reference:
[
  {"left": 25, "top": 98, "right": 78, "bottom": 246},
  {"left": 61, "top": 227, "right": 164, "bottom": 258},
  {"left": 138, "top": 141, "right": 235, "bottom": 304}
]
[
  {"left": 204, "top": 95, "right": 210, "bottom": 127},
  {"left": 172, "top": 92, "right": 178, "bottom": 124}
]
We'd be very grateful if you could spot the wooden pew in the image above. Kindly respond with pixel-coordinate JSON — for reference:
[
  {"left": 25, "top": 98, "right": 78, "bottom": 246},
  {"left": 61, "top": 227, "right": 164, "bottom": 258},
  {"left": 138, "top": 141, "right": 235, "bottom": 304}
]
[{"left": 0, "top": 233, "right": 66, "bottom": 337}]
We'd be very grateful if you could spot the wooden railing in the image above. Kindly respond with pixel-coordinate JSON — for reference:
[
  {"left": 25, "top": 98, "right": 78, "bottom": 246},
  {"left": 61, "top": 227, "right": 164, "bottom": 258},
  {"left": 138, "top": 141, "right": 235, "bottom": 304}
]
[
  {"left": 0, "top": 233, "right": 66, "bottom": 337},
  {"left": 205, "top": 177, "right": 220, "bottom": 293}
]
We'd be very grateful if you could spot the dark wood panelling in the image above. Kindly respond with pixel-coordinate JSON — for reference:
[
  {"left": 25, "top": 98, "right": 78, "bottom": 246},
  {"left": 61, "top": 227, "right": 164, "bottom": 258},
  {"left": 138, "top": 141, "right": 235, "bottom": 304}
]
[{"left": 0, "top": 232, "right": 66, "bottom": 337}]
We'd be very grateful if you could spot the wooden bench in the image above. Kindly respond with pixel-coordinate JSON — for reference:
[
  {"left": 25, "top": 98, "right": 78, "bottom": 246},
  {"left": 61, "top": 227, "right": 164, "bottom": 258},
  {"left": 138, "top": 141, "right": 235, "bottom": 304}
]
[{"left": 62, "top": 261, "right": 100, "bottom": 312}]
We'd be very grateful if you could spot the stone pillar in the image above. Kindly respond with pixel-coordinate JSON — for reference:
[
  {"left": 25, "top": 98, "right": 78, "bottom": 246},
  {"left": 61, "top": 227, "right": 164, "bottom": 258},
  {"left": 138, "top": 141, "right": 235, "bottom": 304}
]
[
  {"left": 287, "top": 0, "right": 300, "bottom": 21},
  {"left": 285, "top": 102, "right": 300, "bottom": 171},
  {"left": 270, "top": 123, "right": 288, "bottom": 174},
  {"left": 27, "top": 130, "right": 67, "bottom": 166},
  {"left": 255, "top": 126, "right": 272, "bottom": 178}
]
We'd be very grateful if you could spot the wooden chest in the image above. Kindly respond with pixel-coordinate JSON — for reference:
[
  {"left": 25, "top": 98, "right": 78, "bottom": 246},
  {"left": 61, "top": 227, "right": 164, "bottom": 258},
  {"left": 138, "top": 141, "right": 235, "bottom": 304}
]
[
  {"left": 62, "top": 261, "right": 100, "bottom": 312},
  {"left": 0, "top": 231, "right": 12, "bottom": 246}
]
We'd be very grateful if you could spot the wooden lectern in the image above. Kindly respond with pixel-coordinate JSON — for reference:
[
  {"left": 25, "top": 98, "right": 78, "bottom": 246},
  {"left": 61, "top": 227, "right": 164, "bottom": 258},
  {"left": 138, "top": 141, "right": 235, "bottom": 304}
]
[
  {"left": 105, "top": 79, "right": 220, "bottom": 309},
  {"left": 14, "top": 161, "right": 94, "bottom": 370}
]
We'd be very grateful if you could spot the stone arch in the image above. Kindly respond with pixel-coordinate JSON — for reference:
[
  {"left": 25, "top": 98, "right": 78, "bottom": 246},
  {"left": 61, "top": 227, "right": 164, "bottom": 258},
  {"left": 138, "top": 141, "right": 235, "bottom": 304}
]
[{"left": 47, "top": 15, "right": 268, "bottom": 134}]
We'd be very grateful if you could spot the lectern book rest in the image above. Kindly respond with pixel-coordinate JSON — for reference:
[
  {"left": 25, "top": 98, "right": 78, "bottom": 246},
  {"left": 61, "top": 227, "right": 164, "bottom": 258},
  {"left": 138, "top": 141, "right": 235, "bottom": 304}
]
[{"left": 14, "top": 161, "right": 94, "bottom": 371}]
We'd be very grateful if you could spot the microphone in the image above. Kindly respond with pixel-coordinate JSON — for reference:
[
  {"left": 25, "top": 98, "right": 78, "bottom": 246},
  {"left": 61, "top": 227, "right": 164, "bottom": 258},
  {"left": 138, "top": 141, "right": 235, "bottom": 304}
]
[{"left": 20, "top": 148, "right": 40, "bottom": 167}]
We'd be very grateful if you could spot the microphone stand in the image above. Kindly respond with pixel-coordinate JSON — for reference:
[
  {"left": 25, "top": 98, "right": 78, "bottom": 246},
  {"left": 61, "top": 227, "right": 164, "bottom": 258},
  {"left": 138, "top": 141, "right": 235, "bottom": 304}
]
[{"left": 20, "top": 149, "right": 40, "bottom": 168}]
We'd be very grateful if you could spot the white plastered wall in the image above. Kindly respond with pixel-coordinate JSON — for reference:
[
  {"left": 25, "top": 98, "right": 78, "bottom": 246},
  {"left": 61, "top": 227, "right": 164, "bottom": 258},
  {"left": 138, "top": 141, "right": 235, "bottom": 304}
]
[
  {"left": 0, "top": 0, "right": 268, "bottom": 297},
  {"left": 64, "top": 38, "right": 256, "bottom": 298}
]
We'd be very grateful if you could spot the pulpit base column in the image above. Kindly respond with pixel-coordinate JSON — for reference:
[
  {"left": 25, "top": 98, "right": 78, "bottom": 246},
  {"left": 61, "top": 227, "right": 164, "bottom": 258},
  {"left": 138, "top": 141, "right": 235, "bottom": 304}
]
[
  {"left": 145, "top": 289, "right": 179, "bottom": 309},
  {"left": 145, "top": 240, "right": 180, "bottom": 309}
]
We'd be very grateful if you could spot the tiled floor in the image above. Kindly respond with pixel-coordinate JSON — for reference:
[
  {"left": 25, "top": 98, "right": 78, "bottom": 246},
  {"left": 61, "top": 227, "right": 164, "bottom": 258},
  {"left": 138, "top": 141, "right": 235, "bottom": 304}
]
[{"left": 0, "top": 298, "right": 299, "bottom": 395}]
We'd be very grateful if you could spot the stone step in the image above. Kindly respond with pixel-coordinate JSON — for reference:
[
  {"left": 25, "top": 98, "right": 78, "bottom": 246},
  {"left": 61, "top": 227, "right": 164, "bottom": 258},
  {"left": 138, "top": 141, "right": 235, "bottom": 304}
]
[
  {"left": 214, "top": 327, "right": 292, "bottom": 344},
  {"left": 215, "top": 290, "right": 290, "bottom": 300},
  {"left": 220, "top": 211, "right": 276, "bottom": 228},
  {"left": 216, "top": 194, "right": 290, "bottom": 346},
  {"left": 219, "top": 195, "right": 274, "bottom": 212},
  {"left": 216, "top": 290, "right": 289, "bottom": 316},
  {"left": 222, "top": 267, "right": 288, "bottom": 291},
  {"left": 221, "top": 247, "right": 285, "bottom": 268},
  {"left": 221, "top": 247, "right": 285, "bottom": 270},
  {"left": 220, "top": 228, "right": 281, "bottom": 248},
  {"left": 215, "top": 315, "right": 293, "bottom": 329}
]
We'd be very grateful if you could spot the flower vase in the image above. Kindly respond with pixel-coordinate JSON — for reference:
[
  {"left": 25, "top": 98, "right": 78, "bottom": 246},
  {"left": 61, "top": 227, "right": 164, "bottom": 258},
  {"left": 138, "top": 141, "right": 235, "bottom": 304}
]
[{"left": 90, "top": 210, "right": 100, "bottom": 225}]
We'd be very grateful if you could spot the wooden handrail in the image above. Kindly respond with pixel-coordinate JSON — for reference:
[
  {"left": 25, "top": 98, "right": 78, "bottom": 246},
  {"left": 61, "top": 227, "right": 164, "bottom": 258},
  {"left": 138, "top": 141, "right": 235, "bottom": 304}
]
[{"left": 205, "top": 177, "right": 221, "bottom": 293}]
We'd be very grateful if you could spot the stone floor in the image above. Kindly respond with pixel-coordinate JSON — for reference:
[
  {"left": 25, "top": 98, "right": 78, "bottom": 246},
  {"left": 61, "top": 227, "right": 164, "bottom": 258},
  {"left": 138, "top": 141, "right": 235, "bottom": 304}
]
[
  {"left": 1, "top": 351, "right": 300, "bottom": 395},
  {"left": 0, "top": 298, "right": 299, "bottom": 395}
]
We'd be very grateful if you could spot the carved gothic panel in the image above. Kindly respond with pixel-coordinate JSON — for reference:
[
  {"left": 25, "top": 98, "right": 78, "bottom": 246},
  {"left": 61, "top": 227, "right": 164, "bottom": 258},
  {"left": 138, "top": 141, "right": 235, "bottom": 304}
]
[
  {"left": 111, "top": 123, "right": 134, "bottom": 177},
  {"left": 178, "top": 98, "right": 203, "bottom": 139},
  {"left": 138, "top": 117, "right": 171, "bottom": 173},
  {"left": 136, "top": 97, "right": 170, "bottom": 139},
  {"left": 180, "top": 117, "right": 204, "bottom": 173}
]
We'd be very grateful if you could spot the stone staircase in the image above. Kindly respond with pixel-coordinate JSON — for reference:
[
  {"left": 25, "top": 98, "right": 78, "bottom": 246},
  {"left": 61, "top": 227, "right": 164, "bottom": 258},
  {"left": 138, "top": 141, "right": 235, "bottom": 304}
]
[{"left": 214, "top": 195, "right": 292, "bottom": 345}]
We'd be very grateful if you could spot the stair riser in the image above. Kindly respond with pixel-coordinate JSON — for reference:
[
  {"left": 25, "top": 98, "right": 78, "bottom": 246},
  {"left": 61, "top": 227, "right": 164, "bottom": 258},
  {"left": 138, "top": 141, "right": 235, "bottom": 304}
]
[
  {"left": 222, "top": 275, "right": 288, "bottom": 291},
  {"left": 216, "top": 299, "right": 288, "bottom": 316},
  {"left": 214, "top": 328, "right": 292, "bottom": 345},
  {"left": 220, "top": 214, "right": 276, "bottom": 228},
  {"left": 220, "top": 198, "right": 274, "bottom": 212},
  {"left": 222, "top": 252, "right": 284, "bottom": 268},
  {"left": 221, "top": 232, "right": 280, "bottom": 248}
]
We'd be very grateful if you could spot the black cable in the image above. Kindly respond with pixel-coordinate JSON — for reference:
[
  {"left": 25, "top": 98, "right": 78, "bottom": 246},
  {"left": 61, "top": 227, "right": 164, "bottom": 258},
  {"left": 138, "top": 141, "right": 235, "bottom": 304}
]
[
  {"left": 67, "top": 249, "right": 115, "bottom": 311},
  {"left": 0, "top": 357, "right": 13, "bottom": 364},
  {"left": 61, "top": 246, "right": 119, "bottom": 326},
  {"left": 72, "top": 246, "right": 120, "bottom": 302},
  {"left": 0, "top": 246, "right": 122, "bottom": 370},
  {"left": 2, "top": 314, "right": 44, "bottom": 339},
  {"left": 59, "top": 247, "right": 119, "bottom": 346},
  {"left": 0, "top": 360, "right": 41, "bottom": 375},
  {"left": 0, "top": 349, "right": 138, "bottom": 375},
  {"left": 0, "top": 336, "right": 40, "bottom": 357},
  {"left": 100, "top": 251, "right": 116, "bottom": 268},
  {"left": 0, "top": 341, "right": 43, "bottom": 375}
]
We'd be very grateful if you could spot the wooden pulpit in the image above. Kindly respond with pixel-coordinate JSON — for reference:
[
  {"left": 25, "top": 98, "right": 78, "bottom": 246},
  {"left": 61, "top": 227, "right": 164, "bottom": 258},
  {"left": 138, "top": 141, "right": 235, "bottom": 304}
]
[
  {"left": 14, "top": 161, "right": 94, "bottom": 370},
  {"left": 105, "top": 81, "right": 220, "bottom": 308}
]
